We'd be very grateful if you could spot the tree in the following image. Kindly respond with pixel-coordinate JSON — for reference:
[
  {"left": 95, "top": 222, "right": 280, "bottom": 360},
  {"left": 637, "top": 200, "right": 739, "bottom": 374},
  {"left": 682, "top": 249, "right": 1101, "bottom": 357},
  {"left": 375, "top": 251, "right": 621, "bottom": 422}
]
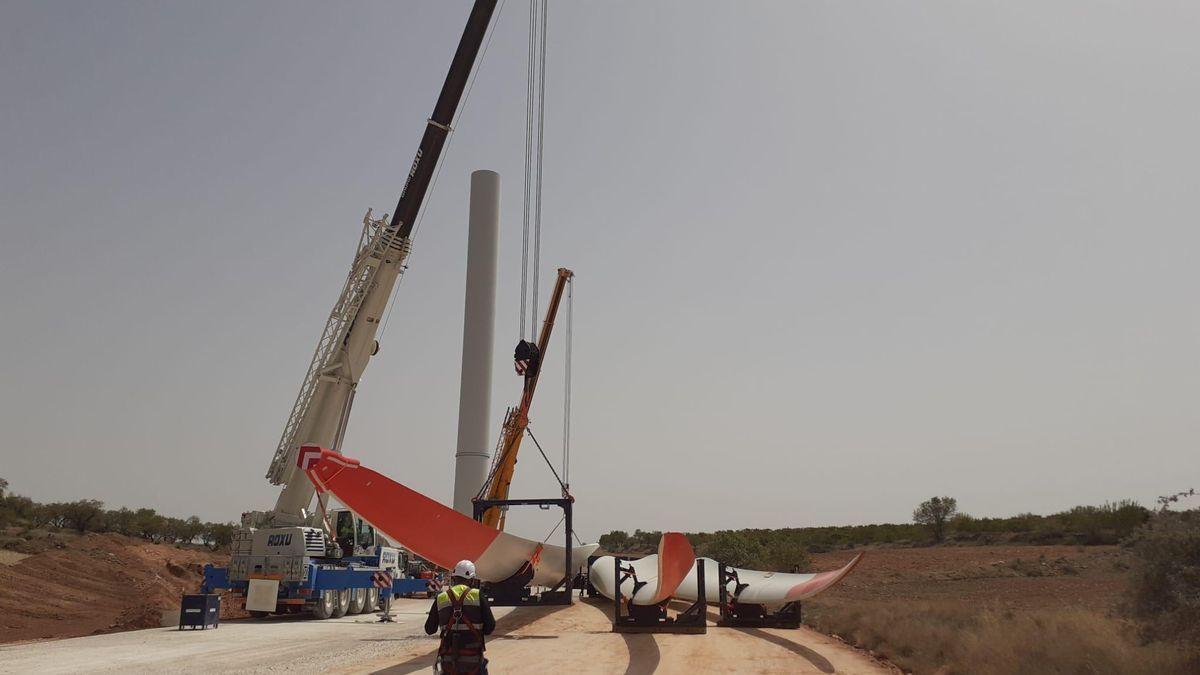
[
  {"left": 203, "top": 522, "right": 236, "bottom": 550},
  {"left": 159, "top": 516, "right": 204, "bottom": 545},
  {"left": 599, "top": 530, "right": 631, "bottom": 552},
  {"left": 0, "top": 477, "right": 8, "bottom": 498},
  {"left": 133, "top": 508, "right": 165, "bottom": 541},
  {"left": 697, "top": 531, "right": 766, "bottom": 569},
  {"left": 183, "top": 516, "right": 204, "bottom": 544},
  {"left": 913, "top": 496, "right": 958, "bottom": 543},
  {"left": 33, "top": 502, "right": 69, "bottom": 529},
  {"left": 105, "top": 507, "right": 138, "bottom": 536},
  {"left": 162, "top": 517, "right": 187, "bottom": 544},
  {"left": 62, "top": 499, "right": 105, "bottom": 533},
  {"left": 631, "top": 529, "right": 663, "bottom": 553}
]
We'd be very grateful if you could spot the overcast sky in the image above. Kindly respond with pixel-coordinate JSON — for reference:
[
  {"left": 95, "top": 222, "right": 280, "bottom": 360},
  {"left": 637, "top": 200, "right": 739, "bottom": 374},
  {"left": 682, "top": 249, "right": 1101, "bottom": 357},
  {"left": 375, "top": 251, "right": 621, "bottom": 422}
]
[{"left": 2, "top": 1, "right": 1197, "bottom": 543}]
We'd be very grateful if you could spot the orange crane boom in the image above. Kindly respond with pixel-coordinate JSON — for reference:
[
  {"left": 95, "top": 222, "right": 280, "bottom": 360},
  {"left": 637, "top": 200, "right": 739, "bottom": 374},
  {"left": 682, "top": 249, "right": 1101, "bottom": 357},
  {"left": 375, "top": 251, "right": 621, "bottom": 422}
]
[{"left": 478, "top": 267, "right": 573, "bottom": 529}]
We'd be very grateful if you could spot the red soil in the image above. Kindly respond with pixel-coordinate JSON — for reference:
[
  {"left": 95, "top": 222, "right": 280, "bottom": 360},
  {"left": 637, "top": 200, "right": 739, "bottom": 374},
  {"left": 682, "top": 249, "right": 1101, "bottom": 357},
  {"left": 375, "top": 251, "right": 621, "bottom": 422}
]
[
  {"left": 0, "top": 532, "right": 241, "bottom": 644},
  {"left": 810, "top": 544, "right": 1130, "bottom": 611}
]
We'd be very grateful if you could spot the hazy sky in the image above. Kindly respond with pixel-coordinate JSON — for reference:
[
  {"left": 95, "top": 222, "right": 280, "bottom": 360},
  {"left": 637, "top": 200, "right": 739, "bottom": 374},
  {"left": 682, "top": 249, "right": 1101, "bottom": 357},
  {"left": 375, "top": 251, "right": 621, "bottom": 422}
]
[{"left": 2, "top": 1, "right": 1197, "bottom": 543}]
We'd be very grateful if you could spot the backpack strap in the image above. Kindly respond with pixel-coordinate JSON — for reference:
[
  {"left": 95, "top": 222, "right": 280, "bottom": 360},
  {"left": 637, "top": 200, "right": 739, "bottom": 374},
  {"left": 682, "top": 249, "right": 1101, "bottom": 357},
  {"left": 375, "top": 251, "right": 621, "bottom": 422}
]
[{"left": 437, "top": 586, "right": 485, "bottom": 674}]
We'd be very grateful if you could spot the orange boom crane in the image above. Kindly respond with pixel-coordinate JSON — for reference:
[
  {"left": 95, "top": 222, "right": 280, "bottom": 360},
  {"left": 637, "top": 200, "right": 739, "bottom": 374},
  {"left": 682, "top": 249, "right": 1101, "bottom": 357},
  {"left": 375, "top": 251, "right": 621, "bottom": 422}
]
[{"left": 477, "top": 267, "right": 573, "bottom": 530}]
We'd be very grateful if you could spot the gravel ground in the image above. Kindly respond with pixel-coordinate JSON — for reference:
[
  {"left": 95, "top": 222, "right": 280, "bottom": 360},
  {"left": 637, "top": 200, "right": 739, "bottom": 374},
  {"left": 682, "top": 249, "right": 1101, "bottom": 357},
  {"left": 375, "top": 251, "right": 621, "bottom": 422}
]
[
  {"left": 0, "top": 596, "right": 894, "bottom": 674},
  {"left": 0, "top": 599, "right": 469, "bottom": 675}
]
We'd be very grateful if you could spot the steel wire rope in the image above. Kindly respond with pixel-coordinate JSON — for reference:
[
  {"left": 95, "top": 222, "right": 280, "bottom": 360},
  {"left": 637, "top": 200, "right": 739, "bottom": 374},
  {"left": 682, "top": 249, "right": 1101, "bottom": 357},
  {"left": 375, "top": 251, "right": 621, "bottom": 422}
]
[
  {"left": 519, "top": 0, "right": 536, "bottom": 341},
  {"left": 561, "top": 275, "right": 572, "bottom": 489},
  {"left": 519, "top": 0, "right": 549, "bottom": 340},
  {"left": 530, "top": 0, "right": 549, "bottom": 338},
  {"left": 524, "top": 426, "right": 566, "bottom": 492},
  {"left": 542, "top": 513, "right": 566, "bottom": 543},
  {"left": 542, "top": 514, "right": 586, "bottom": 546},
  {"left": 379, "top": 0, "right": 508, "bottom": 340}
]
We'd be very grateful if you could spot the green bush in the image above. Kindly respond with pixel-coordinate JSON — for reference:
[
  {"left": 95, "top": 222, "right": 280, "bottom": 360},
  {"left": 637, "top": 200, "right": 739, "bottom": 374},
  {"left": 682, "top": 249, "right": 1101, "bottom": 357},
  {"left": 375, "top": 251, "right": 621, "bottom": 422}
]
[
  {"left": 0, "top": 478, "right": 236, "bottom": 550},
  {"left": 597, "top": 498, "right": 1152, "bottom": 561},
  {"left": 696, "top": 531, "right": 765, "bottom": 568},
  {"left": 1127, "top": 508, "right": 1200, "bottom": 644}
]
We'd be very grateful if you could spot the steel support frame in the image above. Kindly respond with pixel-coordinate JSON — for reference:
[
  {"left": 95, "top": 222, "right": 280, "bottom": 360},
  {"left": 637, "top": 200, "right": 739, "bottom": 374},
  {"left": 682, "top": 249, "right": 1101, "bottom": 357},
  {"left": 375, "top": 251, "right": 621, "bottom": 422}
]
[
  {"left": 612, "top": 558, "right": 707, "bottom": 634},
  {"left": 471, "top": 497, "right": 573, "bottom": 606},
  {"left": 716, "top": 562, "right": 802, "bottom": 629}
]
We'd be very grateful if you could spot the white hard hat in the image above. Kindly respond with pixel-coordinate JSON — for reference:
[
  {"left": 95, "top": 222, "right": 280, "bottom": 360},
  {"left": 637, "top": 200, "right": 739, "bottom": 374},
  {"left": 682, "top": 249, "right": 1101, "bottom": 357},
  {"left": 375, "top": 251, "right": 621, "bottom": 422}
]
[{"left": 452, "top": 560, "right": 477, "bottom": 580}]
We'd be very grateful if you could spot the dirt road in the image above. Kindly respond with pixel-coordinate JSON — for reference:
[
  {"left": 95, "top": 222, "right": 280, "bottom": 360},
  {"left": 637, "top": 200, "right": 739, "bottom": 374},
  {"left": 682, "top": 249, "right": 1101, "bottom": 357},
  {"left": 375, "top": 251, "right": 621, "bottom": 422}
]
[
  {"left": 0, "top": 599, "right": 453, "bottom": 674},
  {"left": 0, "top": 597, "right": 891, "bottom": 674},
  {"left": 362, "top": 598, "right": 891, "bottom": 675}
]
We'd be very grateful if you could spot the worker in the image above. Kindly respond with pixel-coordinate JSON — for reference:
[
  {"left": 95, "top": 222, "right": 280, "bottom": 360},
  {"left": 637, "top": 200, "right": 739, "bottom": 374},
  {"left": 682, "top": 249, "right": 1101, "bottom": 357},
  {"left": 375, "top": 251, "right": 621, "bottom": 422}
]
[{"left": 425, "top": 560, "right": 496, "bottom": 675}]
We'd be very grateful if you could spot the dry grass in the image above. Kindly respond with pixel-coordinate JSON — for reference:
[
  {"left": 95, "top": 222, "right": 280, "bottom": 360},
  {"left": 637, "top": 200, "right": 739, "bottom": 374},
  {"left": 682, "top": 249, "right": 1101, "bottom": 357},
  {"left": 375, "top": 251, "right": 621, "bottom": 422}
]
[
  {"left": 0, "top": 549, "right": 31, "bottom": 565},
  {"left": 804, "top": 600, "right": 1197, "bottom": 674}
]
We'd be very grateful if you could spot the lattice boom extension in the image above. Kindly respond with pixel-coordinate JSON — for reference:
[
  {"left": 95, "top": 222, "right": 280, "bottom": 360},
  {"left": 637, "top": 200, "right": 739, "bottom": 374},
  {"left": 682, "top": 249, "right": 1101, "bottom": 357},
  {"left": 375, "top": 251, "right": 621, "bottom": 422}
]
[{"left": 266, "top": 211, "right": 411, "bottom": 484}]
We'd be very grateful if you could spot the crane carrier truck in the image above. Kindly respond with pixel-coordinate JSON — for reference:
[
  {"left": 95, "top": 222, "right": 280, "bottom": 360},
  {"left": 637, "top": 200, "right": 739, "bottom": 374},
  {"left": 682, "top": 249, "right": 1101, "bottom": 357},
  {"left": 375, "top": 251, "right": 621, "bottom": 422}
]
[{"left": 200, "top": 0, "right": 499, "bottom": 619}]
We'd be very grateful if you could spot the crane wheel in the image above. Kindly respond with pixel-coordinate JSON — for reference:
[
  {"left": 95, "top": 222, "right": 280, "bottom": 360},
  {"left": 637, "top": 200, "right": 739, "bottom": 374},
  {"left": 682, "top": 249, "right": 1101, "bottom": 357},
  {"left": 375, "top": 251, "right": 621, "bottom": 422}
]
[
  {"left": 312, "top": 590, "right": 337, "bottom": 619},
  {"left": 348, "top": 588, "right": 367, "bottom": 614},
  {"left": 365, "top": 588, "right": 380, "bottom": 612},
  {"left": 331, "top": 589, "right": 351, "bottom": 618}
]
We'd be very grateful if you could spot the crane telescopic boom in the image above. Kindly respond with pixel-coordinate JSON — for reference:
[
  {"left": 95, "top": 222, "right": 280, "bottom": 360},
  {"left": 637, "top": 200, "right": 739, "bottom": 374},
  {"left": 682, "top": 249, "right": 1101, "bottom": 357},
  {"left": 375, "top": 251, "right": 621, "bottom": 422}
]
[
  {"left": 264, "top": 0, "right": 499, "bottom": 526},
  {"left": 478, "top": 267, "right": 574, "bottom": 530}
]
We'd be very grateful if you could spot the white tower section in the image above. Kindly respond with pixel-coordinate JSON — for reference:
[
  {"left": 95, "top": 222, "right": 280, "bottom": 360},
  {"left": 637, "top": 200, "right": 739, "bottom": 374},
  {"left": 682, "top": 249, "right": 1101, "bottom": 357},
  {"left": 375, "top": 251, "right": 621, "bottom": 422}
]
[{"left": 453, "top": 170, "right": 500, "bottom": 515}]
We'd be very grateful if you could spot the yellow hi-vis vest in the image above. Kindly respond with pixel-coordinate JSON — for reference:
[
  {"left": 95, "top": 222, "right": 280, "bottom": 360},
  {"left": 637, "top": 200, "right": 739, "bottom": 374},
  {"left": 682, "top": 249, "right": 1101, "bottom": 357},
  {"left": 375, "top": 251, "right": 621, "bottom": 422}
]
[{"left": 436, "top": 584, "right": 485, "bottom": 673}]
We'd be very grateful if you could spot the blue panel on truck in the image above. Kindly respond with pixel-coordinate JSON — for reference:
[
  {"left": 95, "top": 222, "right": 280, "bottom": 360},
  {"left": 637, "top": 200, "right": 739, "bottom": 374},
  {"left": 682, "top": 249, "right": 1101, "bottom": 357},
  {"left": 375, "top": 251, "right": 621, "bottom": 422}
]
[
  {"left": 201, "top": 564, "right": 231, "bottom": 593},
  {"left": 310, "top": 565, "right": 379, "bottom": 591},
  {"left": 393, "top": 577, "right": 431, "bottom": 596}
]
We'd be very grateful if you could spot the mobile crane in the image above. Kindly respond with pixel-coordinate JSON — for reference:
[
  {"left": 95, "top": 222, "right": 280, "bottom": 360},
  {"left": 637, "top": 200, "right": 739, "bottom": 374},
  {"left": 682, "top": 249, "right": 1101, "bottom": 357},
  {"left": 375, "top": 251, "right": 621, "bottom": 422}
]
[
  {"left": 477, "top": 267, "right": 574, "bottom": 530},
  {"left": 201, "top": 0, "right": 499, "bottom": 619}
]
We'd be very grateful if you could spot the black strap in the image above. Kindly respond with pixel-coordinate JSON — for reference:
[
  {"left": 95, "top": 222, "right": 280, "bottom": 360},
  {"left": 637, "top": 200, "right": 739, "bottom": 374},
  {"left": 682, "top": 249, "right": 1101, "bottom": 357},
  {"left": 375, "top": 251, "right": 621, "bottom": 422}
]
[{"left": 438, "top": 587, "right": 485, "bottom": 672}]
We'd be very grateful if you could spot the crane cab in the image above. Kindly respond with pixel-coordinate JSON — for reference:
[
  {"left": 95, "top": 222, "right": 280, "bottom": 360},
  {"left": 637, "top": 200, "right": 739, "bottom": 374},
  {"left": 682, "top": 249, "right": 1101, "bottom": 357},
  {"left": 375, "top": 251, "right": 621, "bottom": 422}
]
[{"left": 330, "top": 508, "right": 379, "bottom": 558}]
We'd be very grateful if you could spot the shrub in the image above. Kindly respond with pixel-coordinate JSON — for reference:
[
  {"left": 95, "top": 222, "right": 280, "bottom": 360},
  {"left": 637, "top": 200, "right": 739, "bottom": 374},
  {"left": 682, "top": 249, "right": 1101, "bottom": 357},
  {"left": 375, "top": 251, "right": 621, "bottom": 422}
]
[
  {"left": 0, "top": 494, "right": 35, "bottom": 527},
  {"left": 1126, "top": 507, "right": 1200, "bottom": 644},
  {"left": 0, "top": 479, "right": 238, "bottom": 550},
  {"left": 763, "top": 539, "right": 811, "bottom": 572},
  {"left": 696, "top": 531, "right": 765, "bottom": 568},
  {"left": 805, "top": 600, "right": 1195, "bottom": 674}
]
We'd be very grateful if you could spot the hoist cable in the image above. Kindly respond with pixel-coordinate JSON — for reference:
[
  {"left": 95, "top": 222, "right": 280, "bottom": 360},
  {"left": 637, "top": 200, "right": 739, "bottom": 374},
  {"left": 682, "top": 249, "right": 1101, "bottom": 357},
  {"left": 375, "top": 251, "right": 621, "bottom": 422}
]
[
  {"left": 411, "top": 0, "right": 506, "bottom": 244},
  {"left": 542, "top": 514, "right": 565, "bottom": 543},
  {"left": 520, "top": 0, "right": 549, "bottom": 340},
  {"left": 540, "top": 513, "right": 585, "bottom": 547},
  {"left": 381, "top": 0, "right": 508, "bottom": 340},
  {"left": 519, "top": 0, "right": 535, "bottom": 341},
  {"left": 530, "top": 0, "right": 549, "bottom": 339},
  {"left": 523, "top": 425, "right": 564, "bottom": 487},
  {"left": 562, "top": 276, "right": 572, "bottom": 488}
]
